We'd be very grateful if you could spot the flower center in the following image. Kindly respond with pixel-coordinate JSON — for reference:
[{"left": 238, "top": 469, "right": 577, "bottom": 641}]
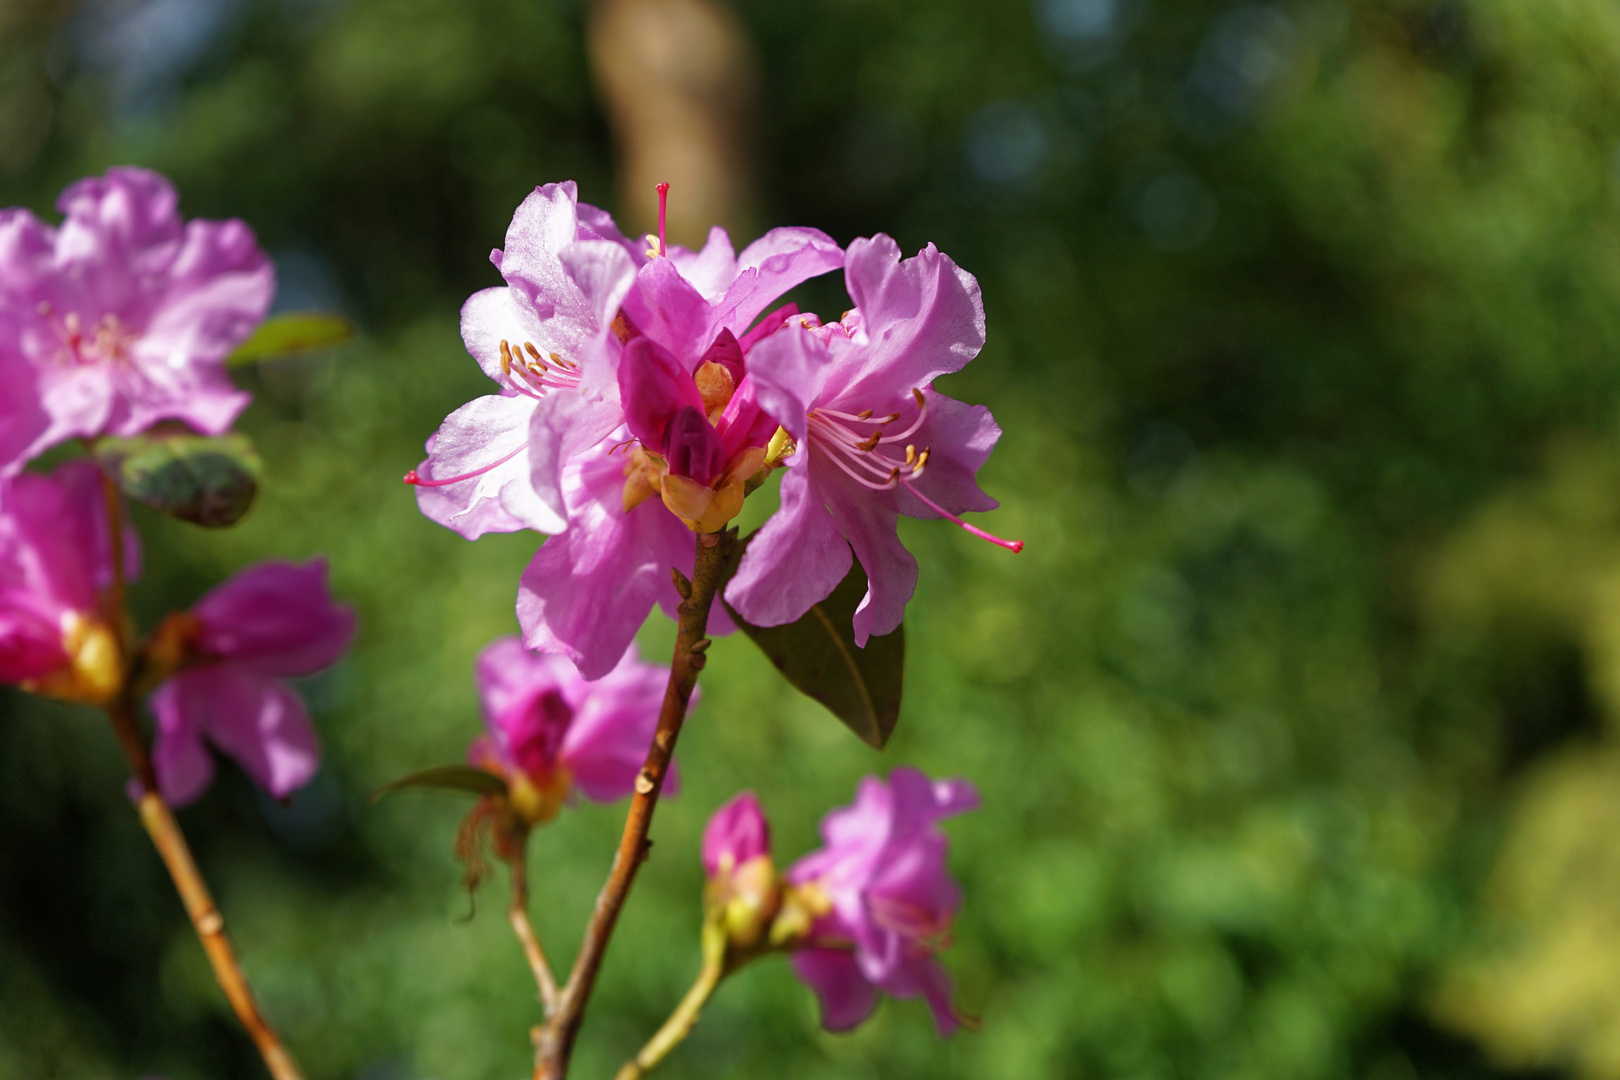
[
  {"left": 808, "top": 389, "right": 1023, "bottom": 553},
  {"left": 40, "top": 305, "right": 137, "bottom": 367}
]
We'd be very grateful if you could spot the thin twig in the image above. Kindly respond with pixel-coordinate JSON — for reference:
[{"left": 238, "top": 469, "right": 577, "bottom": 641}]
[
  {"left": 98, "top": 472, "right": 306, "bottom": 1080},
  {"left": 507, "top": 850, "right": 560, "bottom": 1015},
  {"left": 134, "top": 782, "right": 306, "bottom": 1080},
  {"left": 533, "top": 529, "right": 737, "bottom": 1080},
  {"left": 612, "top": 927, "right": 726, "bottom": 1080}
]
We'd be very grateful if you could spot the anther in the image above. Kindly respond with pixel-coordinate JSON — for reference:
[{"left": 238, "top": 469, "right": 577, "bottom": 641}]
[
  {"left": 856, "top": 409, "right": 874, "bottom": 420},
  {"left": 499, "top": 340, "right": 513, "bottom": 376},
  {"left": 912, "top": 388, "right": 925, "bottom": 409},
  {"left": 905, "top": 445, "right": 917, "bottom": 467},
  {"left": 880, "top": 413, "right": 901, "bottom": 424},
  {"left": 887, "top": 467, "right": 900, "bottom": 485},
  {"left": 855, "top": 431, "right": 883, "bottom": 452},
  {"left": 524, "top": 342, "right": 542, "bottom": 361}
]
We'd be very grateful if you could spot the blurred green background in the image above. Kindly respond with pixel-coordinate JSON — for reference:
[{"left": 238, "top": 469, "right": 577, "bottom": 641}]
[{"left": 5, "top": 0, "right": 1620, "bottom": 1077}]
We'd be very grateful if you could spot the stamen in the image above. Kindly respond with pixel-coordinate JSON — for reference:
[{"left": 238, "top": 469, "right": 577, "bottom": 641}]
[
  {"left": 904, "top": 445, "right": 917, "bottom": 467},
  {"left": 855, "top": 430, "right": 883, "bottom": 452},
  {"left": 856, "top": 409, "right": 874, "bottom": 420},
  {"left": 903, "top": 482, "right": 1023, "bottom": 553},
  {"left": 499, "top": 340, "right": 513, "bottom": 376},
  {"left": 655, "top": 182, "right": 670, "bottom": 257},
  {"left": 403, "top": 444, "right": 525, "bottom": 488},
  {"left": 524, "top": 342, "right": 544, "bottom": 363}
]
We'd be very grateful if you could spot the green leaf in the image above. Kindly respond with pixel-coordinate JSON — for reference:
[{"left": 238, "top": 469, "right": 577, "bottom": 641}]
[
  {"left": 368, "top": 764, "right": 509, "bottom": 804},
  {"left": 95, "top": 432, "right": 262, "bottom": 527},
  {"left": 724, "top": 552, "right": 904, "bottom": 749},
  {"left": 227, "top": 312, "right": 354, "bottom": 366}
]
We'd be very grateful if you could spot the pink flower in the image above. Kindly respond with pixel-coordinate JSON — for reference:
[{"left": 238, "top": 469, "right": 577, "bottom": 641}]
[
  {"left": 0, "top": 460, "right": 137, "bottom": 703},
  {"left": 408, "top": 181, "right": 839, "bottom": 542},
  {"left": 726, "top": 237, "right": 1020, "bottom": 645},
  {"left": 0, "top": 167, "right": 273, "bottom": 469},
  {"left": 479, "top": 185, "right": 838, "bottom": 678},
  {"left": 467, "top": 636, "right": 677, "bottom": 822},
  {"left": 787, "top": 767, "right": 979, "bottom": 1035},
  {"left": 150, "top": 560, "right": 355, "bottom": 807}
]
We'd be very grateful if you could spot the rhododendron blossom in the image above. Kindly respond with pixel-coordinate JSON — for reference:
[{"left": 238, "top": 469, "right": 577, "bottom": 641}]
[
  {"left": 787, "top": 767, "right": 978, "bottom": 1035},
  {"left": 407, "top": 181, "right": 839, "bottom": 544},
  {"left": 467, "top": 636, "right": 678, "bottom": 823},
  {"left": 150, "top": 560, "right": 355, "bottom": 806},
  {"left": 0, "top": 460, "right": 138, "bottom": 704},
  {"left": 466, "top": 184, "right": 841, "bottom": 678},
  {"left": 0, "top": 167, "right": 273, "bottom": 470},
  {"left": 727, "top": 236, "right": 1019, "bottom": 645}
]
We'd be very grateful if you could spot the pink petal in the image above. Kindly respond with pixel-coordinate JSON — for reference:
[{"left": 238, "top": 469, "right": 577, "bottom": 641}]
[
  {"left": 702, "top": 791, "right": 771, "bottom": 875},
  {"left": 791, "top": 949, "right": 879, "bottom": 1033},
  {"left": 414, "top": 394, "right": 564, "bottom": 538},
  {"left": 150, "top": 678, "right": 216, "bottom": 807},
  {"left": 724, "top": 465, "right": 853, "bottom": 628},
  {"left": 192, "top": 559, "right": 356, "bottom": 676}
]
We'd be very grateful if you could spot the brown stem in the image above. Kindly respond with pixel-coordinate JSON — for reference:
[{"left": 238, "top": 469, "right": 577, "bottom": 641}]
[
  {"left": 135, "top": 783, "right": 305, "bottom": 1080},
  {"left": 533, "top": 528, "right": 736, "bottom": 1080},
  {"left": 97, "top": 473, "right": 305, "bottom": 1080},
  {"left": 507, "top": 849, "right": 560, "bottom": 1015}
]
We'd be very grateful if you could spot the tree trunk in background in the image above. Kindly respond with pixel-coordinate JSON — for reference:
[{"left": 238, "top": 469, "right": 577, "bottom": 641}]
[{"left": 586, "top": 0, "right": 756, "bottom": 246}]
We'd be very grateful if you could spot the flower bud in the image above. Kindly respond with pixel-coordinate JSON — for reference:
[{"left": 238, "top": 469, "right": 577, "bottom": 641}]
[{"left": 702, "top": 792, "right": 781, "bottom": 949}]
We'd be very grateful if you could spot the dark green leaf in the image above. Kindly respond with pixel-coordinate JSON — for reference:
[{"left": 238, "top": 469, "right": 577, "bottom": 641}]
[
  {"left": 227, "top": 312, "right": 354, "bottom": 366},
  {"left": 724, "top": 551, "right": 904, "bottom": 749},
  {"left": 368, "top": 764, "right": 508, "bottom": 804},
  {"left": 95, "top": 432, "right": 262, "bottom": 527}
]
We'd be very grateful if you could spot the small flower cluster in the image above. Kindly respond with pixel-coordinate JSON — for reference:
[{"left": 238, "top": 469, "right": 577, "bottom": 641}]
[
  {"left": 412, "top": 181, "right": 1018, "bottom": 678},
  {"left": 414, "top": 182, "right": 999, "bottom": 1044},
  {"left": 0, "top": 168, "right": 354, "bottom": 807},
  {"left": 703, "top": 771, "right": 979, "bottom": 1034}
]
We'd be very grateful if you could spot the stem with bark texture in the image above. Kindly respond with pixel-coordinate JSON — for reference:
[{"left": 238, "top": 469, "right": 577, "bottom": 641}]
[
  {"left": 507, "top": 849, "right": 560, "bottom": 1015},
  {"left": 532, "top": 528, "right": 736, "bottom": 1080},
  {"left": 99, "top": 474, "right": 306, "bottom": 1080}
]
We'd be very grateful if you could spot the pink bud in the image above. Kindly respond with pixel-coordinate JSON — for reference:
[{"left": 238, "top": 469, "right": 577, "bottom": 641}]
[{"left": 703, "top": 791, "right": 771, "bottom": 876}]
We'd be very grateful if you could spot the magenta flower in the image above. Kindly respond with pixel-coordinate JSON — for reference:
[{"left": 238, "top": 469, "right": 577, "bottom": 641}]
[
  {"left": 408, "top": 181, "right": 838, "bottom": 540},
  {"left": 0, "top": 460, "right": 137, "bottom": 703},
  {"left": 726, "top": 236, "right": 1020, "bottom": 645},
  {"left": 149, "top": 560, "right": 355, "bottom": 807},
  {"left": 492, "top": 186, "right": 838, "bottom": 678},
  {"left": 0, "top": 167, "right": 273, "bottom": 469},
  {"left": 787, "top": 767, "right": 979, "bottom": 1035},
  {"left": 467, "top": 636, "right": 677, "bottom": 823}
]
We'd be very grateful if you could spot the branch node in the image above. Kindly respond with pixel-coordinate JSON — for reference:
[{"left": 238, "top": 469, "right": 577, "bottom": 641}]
[{"left": 670, "top": 567, "right": 692, "bottom": 598}]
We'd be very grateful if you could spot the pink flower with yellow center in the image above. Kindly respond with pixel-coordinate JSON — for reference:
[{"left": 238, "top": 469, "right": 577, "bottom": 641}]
[
  {"left": 149, "top": 560, "right": 355, "bottom": 807},
  {"left": 0, "top": 460, "right": 137, "bottom": 706},
  {"left": 467, "top": 636, "right": 679, "bottom": 824}
]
